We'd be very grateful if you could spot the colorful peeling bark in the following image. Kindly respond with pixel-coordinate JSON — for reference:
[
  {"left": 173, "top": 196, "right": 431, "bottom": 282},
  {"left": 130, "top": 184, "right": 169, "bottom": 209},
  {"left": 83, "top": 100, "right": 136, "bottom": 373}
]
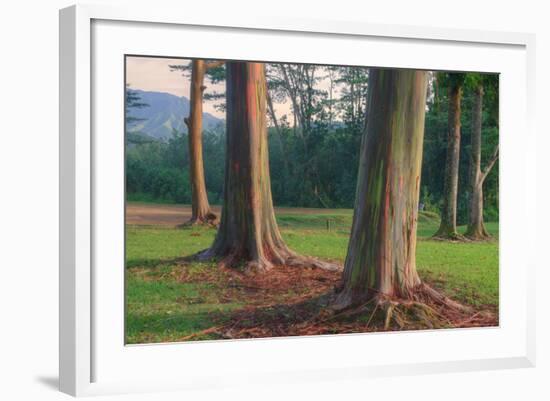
[
  {"left": 199, "top": 62, "right": 292, "bottom": 272},
  {"left": 465, "top": 85, "right": 499, "bottom": 239},
  {"left": 184, "top": 59, "right": 217, "bottom": 226},
  {"left": 334, "top": 69, "right": 428, "bottom": 308},
  {"left": 435, "top": 81, "right": 462, "bottom": 238},
  {"left": 199, "top": 61, "right": 340, "bottom": 273}
]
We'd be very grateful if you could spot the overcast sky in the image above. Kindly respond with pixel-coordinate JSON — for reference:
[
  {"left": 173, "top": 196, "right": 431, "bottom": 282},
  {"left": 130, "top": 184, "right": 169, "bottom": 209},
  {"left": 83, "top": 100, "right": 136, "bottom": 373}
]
[
  {"left": 126, "top": 56, "right": 227, "bottom": 117},
  {"left": 126, "top": 57, "right": 193, "bottom": 97},
  {"left": 125, "top": 56, "right": 335, "bottom": 121}
]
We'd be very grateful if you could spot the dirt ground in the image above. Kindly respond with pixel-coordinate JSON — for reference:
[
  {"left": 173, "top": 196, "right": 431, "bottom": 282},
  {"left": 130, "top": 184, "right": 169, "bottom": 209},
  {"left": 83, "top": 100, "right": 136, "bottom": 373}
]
[
  {"left": 172, "top": 261, "right": 497, "bottom": 342},
  {"left": 126, "top": 203, "right": 344, "bottom": 226}
]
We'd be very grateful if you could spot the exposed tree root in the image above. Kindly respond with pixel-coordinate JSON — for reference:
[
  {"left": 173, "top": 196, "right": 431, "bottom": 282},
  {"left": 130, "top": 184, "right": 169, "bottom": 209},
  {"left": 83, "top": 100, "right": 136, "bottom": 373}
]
[
  {"left": 171, "top": 265, "right": 497, "bottom": 341},
  {"left": 306, "top": 283, "right": 476, "bottom": 333},
  {"left": 463, "top": 232, "right": 493, "bottom": 242},
  {"left": 319, "top": 298, "right": 445, "bottom": 331},
  {"left": 432, "top": 231, "right": 468, "bottom": 242},
  {"left": 418, "top": 283, "right": 472, "bottom": 313},
  {"left": 306, "top": 285, "right": 478, "bottom": 332},
  {"left": 195, "top": 249, "right": 274, "bottom": 273},
  {"left": 178, "top": 212, "right": 219, "bottom": 228},
  {"left": 194, "top": 247, "right": 342, "bottom": 274},
  {"left": 285, "top": 253, "right": 342, "bottom": 272},
  {"left": 209, "top": 289, "right": 495, "bottom": 340}
]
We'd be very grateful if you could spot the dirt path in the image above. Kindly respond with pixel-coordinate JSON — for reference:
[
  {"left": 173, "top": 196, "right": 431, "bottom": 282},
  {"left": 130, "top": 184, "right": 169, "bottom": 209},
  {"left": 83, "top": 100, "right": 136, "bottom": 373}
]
[
  {"left": 126, "top": 203, "right": 215, "bottom": 226},
  {"left": 126, "top": 202, "right": 348, "bottom": 226}
]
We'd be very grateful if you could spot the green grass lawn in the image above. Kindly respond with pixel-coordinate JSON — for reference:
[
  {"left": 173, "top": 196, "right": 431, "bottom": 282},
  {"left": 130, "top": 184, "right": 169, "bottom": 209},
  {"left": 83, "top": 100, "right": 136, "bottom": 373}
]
[{"left": 126, "top": 209, "right": 499, "bottom": 343}]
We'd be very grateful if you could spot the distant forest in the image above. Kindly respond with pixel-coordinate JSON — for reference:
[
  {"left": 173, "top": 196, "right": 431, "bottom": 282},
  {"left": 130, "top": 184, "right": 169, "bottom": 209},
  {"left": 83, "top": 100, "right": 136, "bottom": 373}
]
[{"left": 125, "top": 63, "right": 499, "bottom": 224}]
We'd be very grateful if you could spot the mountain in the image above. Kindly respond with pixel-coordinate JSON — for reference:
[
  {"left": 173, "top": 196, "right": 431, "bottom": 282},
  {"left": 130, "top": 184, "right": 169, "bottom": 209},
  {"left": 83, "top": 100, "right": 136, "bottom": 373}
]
[{"left": 126, "top": 89, "right": 223, "bottom": 140}]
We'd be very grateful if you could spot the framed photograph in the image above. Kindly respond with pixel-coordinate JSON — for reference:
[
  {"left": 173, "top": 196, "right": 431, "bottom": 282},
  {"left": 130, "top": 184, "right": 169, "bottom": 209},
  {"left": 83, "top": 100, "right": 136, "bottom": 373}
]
[{"left": 59, "top": 4, "right": 536, "bottom": 397}]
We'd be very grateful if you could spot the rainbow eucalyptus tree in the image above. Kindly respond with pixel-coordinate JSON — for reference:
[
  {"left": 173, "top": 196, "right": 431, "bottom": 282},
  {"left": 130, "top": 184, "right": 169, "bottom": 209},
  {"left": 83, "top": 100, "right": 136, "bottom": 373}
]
[
  {"left": 199, "top": 61, "right": 340, "bottom": 273},
  {"left": 333, "top": 69, "right": 465, "bottom": 316},
  {"left": 465, "top": 75, "right": 499, "bottom": 239},
  {"left": 181, "top": 59, "right": 224, "bottom": 226},
  {"left": 434, "top": 73, "right": 466, "bottom": 239}
]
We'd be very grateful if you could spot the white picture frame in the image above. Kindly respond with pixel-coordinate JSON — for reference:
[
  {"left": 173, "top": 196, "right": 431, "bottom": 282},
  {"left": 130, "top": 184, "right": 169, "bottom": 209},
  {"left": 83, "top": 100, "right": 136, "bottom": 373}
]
[{"left": 59, "top": 3, "right": 536, "bottom": 397}]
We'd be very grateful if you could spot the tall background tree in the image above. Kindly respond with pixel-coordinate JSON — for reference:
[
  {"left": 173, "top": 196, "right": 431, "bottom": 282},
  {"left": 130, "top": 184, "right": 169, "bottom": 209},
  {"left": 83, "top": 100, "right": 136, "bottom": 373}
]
[
  {"left": 126, "top": 62, "right": 499, "bottom": 233},
  {"left": 170, "top": 59, "right": 224, "bottom": 226},
  {"left": 464, "top": 74, "right": 499, "bottom": 239},
  {"left": 434, "top": 73, "right": 466, "bottom": 239},
  {"left": 421, "top": 72, "right": 499, "bottom": 230},
  {"left": 267, "top": 64, "right": 367, "bottom": 208},
  {"left": 268, "top": 63, "right": 326, "bottom": 206}
]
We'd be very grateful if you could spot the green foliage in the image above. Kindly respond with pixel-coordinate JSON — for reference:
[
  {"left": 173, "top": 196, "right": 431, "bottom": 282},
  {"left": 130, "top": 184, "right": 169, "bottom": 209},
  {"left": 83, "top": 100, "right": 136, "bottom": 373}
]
[
  {"left": 169, "top": 60, "right": 227, "bottom": 112},
  {"left": 125, "top": 84, "right": 149, "bottom": 124},
  {"left": 126, "top": 70, "right": 499, "bottom": 221},
  {"left": 126, "top": 131, "right": 155, "bottom": 145},
  {"left": 126, "top": 142, "right": 191, "bottom": 204},
  {"left": 423, "top": 72, "right": 499, "bottom": 223},
  {"left": 126, "top": 129, "right": 225, "bottom": 204},
  {"left": 440, "top": 71, "right": 467, "bottom": 90},
  {"left": 420, "top": 186, "right": 441, "bottom": 214}
]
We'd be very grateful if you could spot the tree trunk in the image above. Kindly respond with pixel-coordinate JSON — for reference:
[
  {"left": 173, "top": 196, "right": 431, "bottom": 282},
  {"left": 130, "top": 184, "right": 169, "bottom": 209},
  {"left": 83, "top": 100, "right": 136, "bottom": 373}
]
[
  {"left": 465, "top": 85, "right": 498, "bottom": 239},
  {"left": 435, "top": 81, "right": 462, "bottom": 239},
  {"left": 183, "top": 59, "right": 218, "bottom": 226},
  {"left": 198, "top": 61, "right": 340, "bottom": 273},
  {"left": 334, "top": 69, "right": 428, "bottom": 309}
]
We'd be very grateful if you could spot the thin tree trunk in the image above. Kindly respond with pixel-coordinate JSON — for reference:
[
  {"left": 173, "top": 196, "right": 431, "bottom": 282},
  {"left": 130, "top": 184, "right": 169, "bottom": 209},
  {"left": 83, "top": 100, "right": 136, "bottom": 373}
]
[
  {"left": 198, "top": 61, "right": 340, "bottom": 273},
  {"left": 334, "top": 69, "right": 428, "bottom": 309},
  {"left": 465, "top": 85, "right": 498, "bottom": 239},
  {"left": 183, "top": 59, "right": 217, "bottom": 226},
  {"left": 435, "top": 82, "right": 462, "bottom": 239},
  {"left": 465, "top": 85, "right": 488, "bottom": 238}
]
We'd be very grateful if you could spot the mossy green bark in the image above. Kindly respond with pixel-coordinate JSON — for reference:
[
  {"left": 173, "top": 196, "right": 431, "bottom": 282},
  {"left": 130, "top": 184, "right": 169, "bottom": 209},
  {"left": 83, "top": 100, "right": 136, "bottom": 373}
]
[{"left": 335, "top": 69, "right": 428, "bottom": 308}]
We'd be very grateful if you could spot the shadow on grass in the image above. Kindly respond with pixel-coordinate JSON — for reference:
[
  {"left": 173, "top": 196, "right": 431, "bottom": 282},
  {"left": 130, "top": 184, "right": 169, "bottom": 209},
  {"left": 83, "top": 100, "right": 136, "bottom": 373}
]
[
  {"left": 136, "top": 293, "right": 336, "bottom": 344},
  {"left": 126, "top": 306, "right": 240, "bottom": 344},
  {"left": 126, "top": 255, "right": 197, "bottom": 269}
]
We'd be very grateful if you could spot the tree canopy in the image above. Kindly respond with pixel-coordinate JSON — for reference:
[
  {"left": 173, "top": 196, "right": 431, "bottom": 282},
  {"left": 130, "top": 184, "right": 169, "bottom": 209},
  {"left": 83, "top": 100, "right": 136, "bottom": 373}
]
[{"left": 126, "top": 65, "right": 499, "bottom": 224}]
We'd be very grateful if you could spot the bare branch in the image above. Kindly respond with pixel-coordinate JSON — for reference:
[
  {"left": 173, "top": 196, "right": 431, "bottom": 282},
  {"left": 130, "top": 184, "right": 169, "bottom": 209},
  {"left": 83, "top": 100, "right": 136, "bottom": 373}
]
[{"left": 480, "top": 144, "right": 499, "bottom": 182}]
